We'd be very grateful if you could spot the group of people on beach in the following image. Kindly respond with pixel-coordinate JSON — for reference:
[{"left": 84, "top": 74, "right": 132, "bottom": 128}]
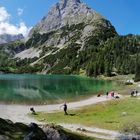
[
  {"left": 97, "top": 91, "right": 119, "bottom": 99},
  {"left": 106, "top": 91, "right": 120, "bottom": 98},
  {"left": 106, "top": 91, "right": 114, "bottom": 97}
]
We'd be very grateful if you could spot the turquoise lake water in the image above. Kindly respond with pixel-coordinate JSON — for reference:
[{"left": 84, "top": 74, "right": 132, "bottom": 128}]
[{"left": 0, "top": 74, "right": 120, "bottom": 104}]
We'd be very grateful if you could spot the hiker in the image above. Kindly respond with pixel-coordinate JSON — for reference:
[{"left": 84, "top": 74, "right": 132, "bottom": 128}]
[
  {"left": 106, "top": 92, "right": 108, "bottom": 97},
  {"left": 111, "top": 92, "right": 114, "bottom": 98},
  {"left": 136, "top": 90, "right": 138, "bottom": 96},
  {"left": 60, "top": 102, "right": 68, "bottom": 115},
  {"left": 131, "top": 90, "right": 135, "bottom": 97},
  {"left": 108, "top": 91, "right": 114, "bottom": 98}
]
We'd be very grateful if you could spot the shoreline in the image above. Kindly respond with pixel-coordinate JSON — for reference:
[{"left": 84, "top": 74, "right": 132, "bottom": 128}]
[
  {"left": 0, "top": 95, "right": 112, "bottom": 124},
  {"left": 0, "top": 93, "right": 106, "bottom": 106}
]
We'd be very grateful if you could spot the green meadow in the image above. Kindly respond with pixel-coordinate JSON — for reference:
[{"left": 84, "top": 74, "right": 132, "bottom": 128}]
[{"left": 33, "top": 97, "right": 140, "bottom": 130}]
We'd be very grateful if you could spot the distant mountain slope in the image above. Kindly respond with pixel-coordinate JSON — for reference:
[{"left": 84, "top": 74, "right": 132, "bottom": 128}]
[{"left": 0, "top": 34, "right": 24, "bottom": 44}]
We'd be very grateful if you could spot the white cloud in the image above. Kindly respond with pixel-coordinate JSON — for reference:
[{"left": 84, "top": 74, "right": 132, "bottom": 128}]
[
  {"left": 0, "top": 7, "right": 10, "bottom": 22},
  {"left": 17, "top": 8, "right": 23, "bottom": 16},
  {"left": 0, "top": 22, "right": 31, "bottom": 37},
  {"left": 0, "top": 6, "right": 31, "bottom": 37}
]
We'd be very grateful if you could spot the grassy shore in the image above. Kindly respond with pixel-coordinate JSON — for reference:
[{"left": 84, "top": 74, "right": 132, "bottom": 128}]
[
  {"left": 98, "top": 74, "right": 140, "bottom": 95},
  {"left": 33, "top": 97, "right": 140, "bottom": 131}
]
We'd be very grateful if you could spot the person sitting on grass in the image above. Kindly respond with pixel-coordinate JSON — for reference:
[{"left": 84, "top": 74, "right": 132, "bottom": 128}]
[
  {"left": 30, "top": 107, "right": 36, "bottom": 115},
  {"left": 97, "top": 93, "right": 102, "bottom": 97}
]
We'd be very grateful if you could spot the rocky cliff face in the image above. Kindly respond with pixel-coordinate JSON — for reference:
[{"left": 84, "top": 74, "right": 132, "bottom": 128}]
[
  {"left": 25, "top": 0, "right": 116, "bottom": 54},
  {"left": 29, "top": 0, "right": 104, "bottom": 36},
  {"left": 0, "top": 34, "right": 24, "bottom": 44}
]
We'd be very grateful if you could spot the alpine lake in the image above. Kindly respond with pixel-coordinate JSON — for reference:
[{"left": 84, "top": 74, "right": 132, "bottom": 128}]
[{"left": 0, "top": 74, "right": 122, "bottom": 104}]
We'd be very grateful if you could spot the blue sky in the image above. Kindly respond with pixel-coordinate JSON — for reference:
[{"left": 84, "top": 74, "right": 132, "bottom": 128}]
[{"left": 0, "top": 0, "right": 139, "bottom": 36}]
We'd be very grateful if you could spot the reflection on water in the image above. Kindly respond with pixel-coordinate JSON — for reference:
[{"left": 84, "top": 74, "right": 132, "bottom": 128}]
[{"left": 0, "top": 74, "right": 119, "bottom": 104}]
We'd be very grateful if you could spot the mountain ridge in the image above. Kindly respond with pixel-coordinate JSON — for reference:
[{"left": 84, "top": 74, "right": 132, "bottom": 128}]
[
  {"left": 0, "top": 33, "right": 24, "bottom": 44},
  {"left": 29, "top": 0, "right": 105, "bottom": 36}
]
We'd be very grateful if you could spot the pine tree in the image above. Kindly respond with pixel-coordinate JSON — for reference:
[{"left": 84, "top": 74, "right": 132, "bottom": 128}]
[{"left": 135, "top": 54, "right": 140, "bottom": 81}]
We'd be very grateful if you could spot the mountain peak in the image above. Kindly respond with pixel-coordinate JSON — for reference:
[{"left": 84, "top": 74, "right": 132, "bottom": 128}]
[
  {"left": 29, "top": 0, "right": 103, "bottom": 36},
  {"left": 59, "top": 0, "right": 81, "bottom": 4},
  {"left": 59, "top": 0, "right": 81, "bottom": 9},
  {"left": 59, "top": 0, "right": 81, "bottom": 5}
]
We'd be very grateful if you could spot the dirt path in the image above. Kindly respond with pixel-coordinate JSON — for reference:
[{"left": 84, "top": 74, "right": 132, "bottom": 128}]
[
  {"left": 0, "top": 95, "right": 112, "bottom": 123},
  {"left": 59, "top": 123, "right": 120, "bottom": 140},
  {"left": 0, "top": 95, "right": 120, "bottom": 139}
]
